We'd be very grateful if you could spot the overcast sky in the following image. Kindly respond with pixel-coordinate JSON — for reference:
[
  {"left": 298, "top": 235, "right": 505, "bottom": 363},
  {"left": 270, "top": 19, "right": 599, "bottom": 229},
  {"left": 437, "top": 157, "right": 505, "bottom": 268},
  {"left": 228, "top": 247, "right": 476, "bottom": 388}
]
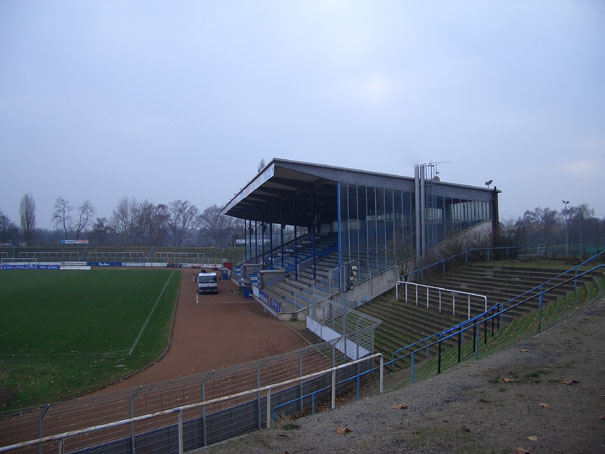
[{"left": 1, "top": 0, "right": 603, "bottom": 229}]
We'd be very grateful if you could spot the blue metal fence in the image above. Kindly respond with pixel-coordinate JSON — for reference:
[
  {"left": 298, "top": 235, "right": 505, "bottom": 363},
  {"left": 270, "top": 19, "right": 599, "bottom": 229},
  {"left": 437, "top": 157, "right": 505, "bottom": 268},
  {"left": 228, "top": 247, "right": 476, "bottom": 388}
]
[{"left": 389, "top": 259, "right": 604, "bottom": 377}]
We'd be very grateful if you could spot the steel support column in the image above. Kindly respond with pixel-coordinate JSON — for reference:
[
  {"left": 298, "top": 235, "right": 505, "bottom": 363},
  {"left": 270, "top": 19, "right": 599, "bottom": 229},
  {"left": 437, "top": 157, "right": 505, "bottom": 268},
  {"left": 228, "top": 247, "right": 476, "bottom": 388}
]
[
  {"left": 294, "top": 199, "right": 298, "bottom": 280},
  {"left": 280, "top": 205, "right": 284, "bottom": 269},
  {"left": 269, "top": 208, "right": 273, "bottom": 270},
  {"left": 337, "top": 182, "right": 342, "bottom": 291},
  {"left": 312, "top": 192, "right": 316, "bottom": 283}
]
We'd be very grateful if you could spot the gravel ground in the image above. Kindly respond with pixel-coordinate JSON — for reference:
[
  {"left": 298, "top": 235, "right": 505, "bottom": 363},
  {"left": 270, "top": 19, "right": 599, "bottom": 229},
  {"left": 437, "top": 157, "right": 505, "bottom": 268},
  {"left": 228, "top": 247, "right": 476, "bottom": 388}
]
[{"left": 195, "top": 295, "right": 605, "bottom": 454}]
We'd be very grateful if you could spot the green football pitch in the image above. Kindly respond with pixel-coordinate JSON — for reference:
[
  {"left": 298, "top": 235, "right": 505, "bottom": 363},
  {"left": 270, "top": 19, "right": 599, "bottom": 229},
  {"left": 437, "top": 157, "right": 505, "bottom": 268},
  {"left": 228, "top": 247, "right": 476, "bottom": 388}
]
[{"left": 0, "top": 269, "right": 181, "bottom": 410}]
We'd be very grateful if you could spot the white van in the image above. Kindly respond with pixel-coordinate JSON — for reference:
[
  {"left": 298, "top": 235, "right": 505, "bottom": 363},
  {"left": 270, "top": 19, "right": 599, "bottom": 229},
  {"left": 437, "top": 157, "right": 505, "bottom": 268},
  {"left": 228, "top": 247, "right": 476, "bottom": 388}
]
[{"left": 197, "top": 272, "right": 218, "bottom": 294}]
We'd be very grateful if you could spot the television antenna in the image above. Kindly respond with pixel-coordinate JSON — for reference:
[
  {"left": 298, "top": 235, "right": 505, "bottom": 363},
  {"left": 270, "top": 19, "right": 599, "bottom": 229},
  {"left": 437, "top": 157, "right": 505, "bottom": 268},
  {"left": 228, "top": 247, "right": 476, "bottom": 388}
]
[{"left": 424, "top": 161, "right": 451, "bottom": 181}]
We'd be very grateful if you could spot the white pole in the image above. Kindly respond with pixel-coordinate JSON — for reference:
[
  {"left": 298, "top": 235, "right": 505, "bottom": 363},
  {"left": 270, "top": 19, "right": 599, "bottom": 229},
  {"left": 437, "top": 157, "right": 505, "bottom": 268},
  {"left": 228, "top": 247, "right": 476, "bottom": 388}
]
[{"left": 439, "top": 289, "right": 442, "bottom": 313}]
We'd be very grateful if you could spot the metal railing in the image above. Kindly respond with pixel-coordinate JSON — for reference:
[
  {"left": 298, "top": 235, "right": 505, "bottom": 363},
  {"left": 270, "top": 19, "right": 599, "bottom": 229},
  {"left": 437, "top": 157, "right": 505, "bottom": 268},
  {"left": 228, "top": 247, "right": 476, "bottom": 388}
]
[
  {"left": 389, "top": 250, "right": 605, "bottom": 372},
  {"left": 403, "top": 246, "right": 520, "bottom": 282},
  {"left": 307, "top": 297, "right": 382, "bottom": 360},
  {"left": 0, "top": 354, "right": 383, "bottom": 454},
  {"left": 0, "top": 335, "right": 370, "bottom": 454},
  {"left": 500, "top": 250, "right": 605, "bottom": 310},
  {"left": 395, "top": 281, "right": 488, "bottom": 319},
  {"left": 388, "top": 263, "right": 604, "bottom": 378}
]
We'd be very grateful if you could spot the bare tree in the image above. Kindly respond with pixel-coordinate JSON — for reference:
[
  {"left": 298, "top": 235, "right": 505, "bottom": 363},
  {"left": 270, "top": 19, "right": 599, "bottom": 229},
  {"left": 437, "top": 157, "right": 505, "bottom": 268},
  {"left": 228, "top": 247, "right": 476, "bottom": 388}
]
[
  {"left": 135, "top": 201, "right": 169, "bottom": 245},
  {"left": 74, "top": 200, "right": 95, "bottom": 240},
  {"left": 198, "top": 204, "right": 241, "bottom": 247},
  {"left": 111, "top": 197, "right": 138, "bottom": 244},
  {"left": 168, "top": 200, "right": 199, "bottom": 246},
  {"left": 0, "top": 210, "right": 18, "bottom": 243},
  {"left": 19, "top": 193, "right": 36, "bottom": 243},
  {"left": 90, "top": 217, "right": 114, "bottom": 246},
  {"left": 53, "top": 197, "right": 72, "bottom": 239}
]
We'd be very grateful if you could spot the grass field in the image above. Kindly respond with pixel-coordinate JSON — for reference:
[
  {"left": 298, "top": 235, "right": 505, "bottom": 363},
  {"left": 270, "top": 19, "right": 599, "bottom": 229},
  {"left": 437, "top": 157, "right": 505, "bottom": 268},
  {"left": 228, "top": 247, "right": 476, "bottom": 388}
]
[{"left": 0, "top": 269, "right": 181, "bottom": 411}]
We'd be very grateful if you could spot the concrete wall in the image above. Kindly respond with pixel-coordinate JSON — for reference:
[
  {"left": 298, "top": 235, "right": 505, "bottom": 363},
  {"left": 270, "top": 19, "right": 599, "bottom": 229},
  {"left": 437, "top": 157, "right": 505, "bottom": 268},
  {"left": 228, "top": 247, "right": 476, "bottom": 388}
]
[{"left": 345, "top": 266, "right": 399, "bottom": 306}]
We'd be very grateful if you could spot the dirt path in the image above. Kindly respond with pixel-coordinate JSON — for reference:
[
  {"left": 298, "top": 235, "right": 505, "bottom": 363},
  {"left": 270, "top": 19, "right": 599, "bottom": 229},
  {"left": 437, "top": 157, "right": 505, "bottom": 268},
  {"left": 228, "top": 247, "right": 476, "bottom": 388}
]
[
  {"left": 201, "top": 295, "right": 605, "bottom": 454},
  {"left": 100, "top": 268, "right": 309, "bottom": 393}
]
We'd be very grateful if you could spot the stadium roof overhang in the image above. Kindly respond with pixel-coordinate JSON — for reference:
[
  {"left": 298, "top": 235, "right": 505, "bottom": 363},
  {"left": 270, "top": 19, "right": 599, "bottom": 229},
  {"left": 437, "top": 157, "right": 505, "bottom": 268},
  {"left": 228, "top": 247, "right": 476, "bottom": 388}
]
[
  {"left": 221, "top": 158, "right": 495, "bottom": 225},
  {"left": 221, "top": 159, "right": 341, "bottom": 225}
]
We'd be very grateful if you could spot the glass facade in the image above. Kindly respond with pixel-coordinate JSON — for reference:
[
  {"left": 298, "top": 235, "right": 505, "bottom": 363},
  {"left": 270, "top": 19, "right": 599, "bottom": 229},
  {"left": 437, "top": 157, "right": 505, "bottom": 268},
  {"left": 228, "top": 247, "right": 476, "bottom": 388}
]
[{"left": 338, "top": 182, "right": 492, "bottom": 284}]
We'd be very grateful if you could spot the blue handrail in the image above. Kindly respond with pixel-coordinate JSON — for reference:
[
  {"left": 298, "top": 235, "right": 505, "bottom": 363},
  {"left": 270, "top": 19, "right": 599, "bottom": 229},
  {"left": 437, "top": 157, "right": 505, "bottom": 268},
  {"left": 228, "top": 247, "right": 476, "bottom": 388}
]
[
  {"left": 389, "top": 262, "right": 604, "bottom": 371},
  {"left": 500, "top": 250, "right": 605, "bottom": 309}
]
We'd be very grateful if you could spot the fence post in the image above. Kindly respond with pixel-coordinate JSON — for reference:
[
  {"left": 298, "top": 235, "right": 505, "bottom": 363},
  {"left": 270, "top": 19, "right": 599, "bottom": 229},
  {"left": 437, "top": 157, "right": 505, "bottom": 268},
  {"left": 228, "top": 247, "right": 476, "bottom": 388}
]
[
  {"left": 426, "top": 286, "right": 429, "bottom": 309},
  {"left": 473, "top": 321, "right": 477, "bottom": 354},
  {"left": 484, "top": 313, "right": 487, "bottom": 345},
  {"left": 405, "top": 282, "right": 408, "bottom": 303},
  {"left": 356, "top": 318, "right": 361, "bottom": 360},
  {"left": 178, "top": 409, "right": 183, "bottom": 454},
  {"left": 574, "top": 269, "right": 578, "bottom": 290},
  {"left": 299, "top": 352, "right": 304, "bottom": 412},
  {"left": 467, "top": 294, "right": 471, "bottom": 319},
  {"left": 442, "top": 259, "right": 446, "bottom": 272},
  {"left": 538, "top": 284, "right": 544, "bottom": 333},
  {"left": 331, "top": 370, "right": 336, "bottom": 409},
  {"left": 396, "top": 281, "right": 399, "bottom": 300},
  {"left": 474, "top": 322, "right": 479, "bottom": 360},
  {"left": 487, "top": 249, "right": 491, "bottom": 261},
  {"left": 439, "top": 289, "right": 442, "bottom": 312},
  {"left": 452, "top": 293, "right": 456, "bottom": 317},
  {"left": 58, "top": 438, "right": 64, "bottom": 454},
  {"left": 37, "top": 404, "right": 50, "bottom": 454},
  {"left": 458, "top": 330, "right": 461, "bottom": 363},
  {"left": 415, "top": 285, "right": 418, "bottom": 306},
  {"left": 411, "top": 351, "right": 415, "bottom": 383},
  {"left": 130, "top": 385, "right": 142, "bottom": 454},
  {"left": 266, "top": 388, "right": 272, "bottom": 428},
  {"left": 201, "top": 372, "right": 213, "bottom": 446},
  {"left": 437, "top": 341, "right": 442, "bottom": 374},
  {"left": 491, "top": 309, "right": 495, "bottom": 336},
  {"left": 465, "top": 250, "right": 468, "bottom": 264}
]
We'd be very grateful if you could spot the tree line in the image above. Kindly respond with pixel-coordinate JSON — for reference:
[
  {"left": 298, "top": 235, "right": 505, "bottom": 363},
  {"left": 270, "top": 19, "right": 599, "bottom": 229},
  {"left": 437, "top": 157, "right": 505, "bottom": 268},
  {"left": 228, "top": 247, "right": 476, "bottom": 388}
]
[
  {"left": 0, "top": 194, "right": 244, "bottom": 247},
  {"left": 1, "top": 195, "right": 603, "bottom": 251},
  {"left": 500, "top": 203, "right": 605, "bottom": 255}
]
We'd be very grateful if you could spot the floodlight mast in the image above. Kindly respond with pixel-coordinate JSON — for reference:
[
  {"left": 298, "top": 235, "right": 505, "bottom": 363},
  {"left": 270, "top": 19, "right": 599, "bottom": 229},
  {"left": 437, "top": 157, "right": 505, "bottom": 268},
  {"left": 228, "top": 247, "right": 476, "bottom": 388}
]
[{"left": 562, "top": 200, "right": 570, "bottom": 257}]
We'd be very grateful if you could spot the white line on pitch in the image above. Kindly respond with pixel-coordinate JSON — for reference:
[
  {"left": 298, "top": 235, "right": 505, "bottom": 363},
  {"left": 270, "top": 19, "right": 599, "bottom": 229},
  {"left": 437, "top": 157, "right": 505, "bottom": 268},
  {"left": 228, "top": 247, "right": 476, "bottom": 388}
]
[{"left": 128, "top": 270, "right": 175, "bottom": 356}]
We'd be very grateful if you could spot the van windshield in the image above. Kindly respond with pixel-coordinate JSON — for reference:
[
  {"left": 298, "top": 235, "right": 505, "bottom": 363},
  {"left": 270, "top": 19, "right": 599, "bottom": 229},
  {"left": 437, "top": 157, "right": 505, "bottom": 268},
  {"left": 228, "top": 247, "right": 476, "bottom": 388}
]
[{"left": 198, "top": 275, "right": 217, "bottom": 283}]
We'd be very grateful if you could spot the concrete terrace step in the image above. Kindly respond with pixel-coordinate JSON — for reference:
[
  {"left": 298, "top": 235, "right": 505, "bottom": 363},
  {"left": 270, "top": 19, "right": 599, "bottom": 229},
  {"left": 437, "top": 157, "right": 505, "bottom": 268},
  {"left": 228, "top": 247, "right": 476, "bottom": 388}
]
[
  {"left": 358, "top": 262, "right": 597, "bottom": 363},
  {"left": 361, "top": 300, "right": 460, "bottom": 339},
  {"left": 438, "top": 269, "right": 595, "bottom": 291}
]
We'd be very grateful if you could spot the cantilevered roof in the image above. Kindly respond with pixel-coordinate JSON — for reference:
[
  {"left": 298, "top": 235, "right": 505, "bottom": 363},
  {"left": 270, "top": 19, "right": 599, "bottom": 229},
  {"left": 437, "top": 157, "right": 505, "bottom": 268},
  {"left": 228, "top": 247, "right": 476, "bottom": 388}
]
[{"left": 222, "top": 158, "right": 493, "bottom": 224}]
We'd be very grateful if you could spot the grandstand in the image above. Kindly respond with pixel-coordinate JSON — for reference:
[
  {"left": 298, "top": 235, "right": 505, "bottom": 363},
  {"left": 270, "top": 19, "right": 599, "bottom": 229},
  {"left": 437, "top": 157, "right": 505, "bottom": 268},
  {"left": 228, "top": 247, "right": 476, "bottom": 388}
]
[{"left": 223, "top": 159, "right": 499, "bottom": 314}]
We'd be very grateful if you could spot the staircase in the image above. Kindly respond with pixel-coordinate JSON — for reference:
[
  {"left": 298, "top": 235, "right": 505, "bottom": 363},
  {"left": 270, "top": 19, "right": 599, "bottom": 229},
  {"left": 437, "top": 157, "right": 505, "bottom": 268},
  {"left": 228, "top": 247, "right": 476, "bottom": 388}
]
[{"left": 262, "top": 252, "right": 340, "bottom": 312}]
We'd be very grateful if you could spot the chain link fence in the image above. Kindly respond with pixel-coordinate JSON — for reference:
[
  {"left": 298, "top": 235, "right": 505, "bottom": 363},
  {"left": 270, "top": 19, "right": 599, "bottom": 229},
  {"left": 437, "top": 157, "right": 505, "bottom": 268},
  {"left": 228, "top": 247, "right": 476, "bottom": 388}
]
[{"left": 0, "top": 331, "right": 380, "bottom": 453}]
